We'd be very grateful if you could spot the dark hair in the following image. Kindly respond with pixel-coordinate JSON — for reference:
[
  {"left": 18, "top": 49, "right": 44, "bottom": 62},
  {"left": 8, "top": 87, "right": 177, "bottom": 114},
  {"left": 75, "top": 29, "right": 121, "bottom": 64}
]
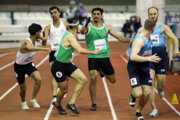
[
  {"left": 144, "top": 19, "right": 156, "bottom": 31},
  {"left": 67, "top": 17, "right": 79, "bottom": 29},
  {"left": 148, "top": 7, "right": 158, "bottom": 14},
  {"left": 92, "top": 8, "right": 104, "bottom": 15},
  {"left": 28, "top": 23, "right": 42, "bottom": 35},
  {"left": 49, "top": 6, "right": 60, "bottom": 13}
]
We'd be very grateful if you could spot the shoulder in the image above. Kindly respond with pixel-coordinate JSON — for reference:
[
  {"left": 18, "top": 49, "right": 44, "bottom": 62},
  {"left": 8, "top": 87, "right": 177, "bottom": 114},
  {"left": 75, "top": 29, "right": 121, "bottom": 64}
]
[
  {"left": 105, "top": 24, "right": 110, "bottom": 29},
  {"left": 132, "top": 38, "right": 144, "bottom": 46},
  {"left": 105, "top": 24, "right": 113, "bottom": 31},
  {"left": 66, "top": 34, "right": 76, "bottom": 41},
  {"left": 162, "top": 24, "right": 170, "bottom": 30},
  {"left": 21, "top": 39, "right": 31, "bottom": 48},
  {"left": 63, "top": 22, "right": 69, "bottom": 28},
  {"left": 44, "top": 24, "right": 50, "bottom": 30}
]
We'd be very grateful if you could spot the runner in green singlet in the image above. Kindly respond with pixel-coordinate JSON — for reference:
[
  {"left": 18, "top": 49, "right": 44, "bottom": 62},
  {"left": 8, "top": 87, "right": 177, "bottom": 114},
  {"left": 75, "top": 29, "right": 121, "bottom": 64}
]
[
  {"left": 81, "top": 7, "right": 130, "bottom": 111},
  {"left": 51, "top": 17, "right": 99, "bottom": 115}
]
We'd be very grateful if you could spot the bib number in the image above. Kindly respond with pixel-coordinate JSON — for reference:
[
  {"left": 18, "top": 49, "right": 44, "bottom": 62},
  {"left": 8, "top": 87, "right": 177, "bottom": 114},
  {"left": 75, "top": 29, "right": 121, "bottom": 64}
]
[
  {"left": 130, "top": 78, "right": 137, "bottom": 86},
  {"left": 150, "top": 35, "right": 160, "bottom": 46},
  {"left": 94, "top": 39, "right": 107, "bottom": 50}
]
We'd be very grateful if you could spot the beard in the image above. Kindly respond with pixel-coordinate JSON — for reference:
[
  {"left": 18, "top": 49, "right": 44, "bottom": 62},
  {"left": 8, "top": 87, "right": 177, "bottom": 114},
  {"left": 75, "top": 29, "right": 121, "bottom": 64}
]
[{"left": 154, "top": 17, "right": 158, "bottom": 23}]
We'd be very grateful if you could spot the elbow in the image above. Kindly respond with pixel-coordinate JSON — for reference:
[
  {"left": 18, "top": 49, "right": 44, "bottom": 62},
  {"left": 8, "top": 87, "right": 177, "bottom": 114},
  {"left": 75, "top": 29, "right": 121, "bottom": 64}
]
[
  {"left": 130, "top": 55, "right": 136, "bottom": 61},
  {"left": 76, "top": 49, "right": 82, "bottom": 54},
  {"left": 25, "top": 46, "right": 32, "bottom": 51}
]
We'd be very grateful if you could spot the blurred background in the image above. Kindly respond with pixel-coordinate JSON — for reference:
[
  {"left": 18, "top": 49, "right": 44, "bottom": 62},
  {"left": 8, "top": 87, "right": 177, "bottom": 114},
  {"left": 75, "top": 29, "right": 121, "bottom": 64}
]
[{"left": 0, "top": 0, "right": 179, "bottom": 48}]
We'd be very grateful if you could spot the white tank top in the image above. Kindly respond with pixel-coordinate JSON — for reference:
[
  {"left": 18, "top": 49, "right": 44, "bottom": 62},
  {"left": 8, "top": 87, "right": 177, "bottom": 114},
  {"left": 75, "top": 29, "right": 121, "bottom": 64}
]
[
  {"left": 15, "top": 38, "right": 37, "bottom": 65},
  {"left": 48, "top": 21, "right": 67, "bottom": 51}
]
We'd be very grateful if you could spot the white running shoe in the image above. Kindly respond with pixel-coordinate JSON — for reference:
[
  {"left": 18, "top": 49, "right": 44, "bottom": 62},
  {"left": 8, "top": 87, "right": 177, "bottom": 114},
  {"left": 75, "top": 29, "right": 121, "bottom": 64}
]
[
  {"left": 21, "top": 101, "right": 30, "bottom": 110},
  {"left": 30, "top": 99, "right": 40, "bottom": 108},
  {"left": 158, "top": 90, "right": 164, "bottom": 98},
  {"left": 149, "top": 109, "right": 158, "bottom": 117}
]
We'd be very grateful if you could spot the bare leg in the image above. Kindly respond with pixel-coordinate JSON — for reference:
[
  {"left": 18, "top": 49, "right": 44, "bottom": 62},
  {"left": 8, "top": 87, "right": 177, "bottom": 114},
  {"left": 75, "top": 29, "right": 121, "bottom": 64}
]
[
  {"left": 156, "top": 74, "right": 166, "bottom": 91},
  {"left": 19, "top": 83, "right": 26, "bottom": 102},
  {"left": 149, "top": 69, "right": 157, "bottom": 110},
  {"left": 56, "top": 80, "right": 68, "bottom": 106},
  {"left": 106, "top": 74, "right": 116, "bottom": 83},
  {"left": 50, "top": 62, "right": 58, "bottom": 97},
  {"left": 136, "top": 85, "right": 151, "bottom": 112},
  {"left": 30, "top": 71, "right": 41, "bottom": 99},
  {"left": 89, "top": 70, "right": 98, "bottom": 104},
  {"left": 69, "top": 69, "right": 87, "bottom": 104}
]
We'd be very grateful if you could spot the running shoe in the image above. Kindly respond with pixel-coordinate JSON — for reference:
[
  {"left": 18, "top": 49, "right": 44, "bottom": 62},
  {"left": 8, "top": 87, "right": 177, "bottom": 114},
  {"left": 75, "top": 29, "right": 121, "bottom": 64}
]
[
  {"left": 53, "top": 103, "right": 67, "bottom": 115},
  {"left": 158, "top": 90, "right": 164, "bottom": 98},
  {"left": 30, "top": 99, "right": 40, "bottom": 108},
  {"left": 129, "top": 94, "right": 136, "bottom": 107},
  {"left": 136, "top": 112, "right": 144, "bottom": 120},
  {"left": 21, "top": 101, "right": 30, "bottom": 110},
  {"left": 66, "top": 103, "right": 80, "bottom": 114},
  {"left": 149, "top": 109, "right": 158, "bottom": 117},
  {"left": 90, "top": 104, "right": 97, "bottom": 111}
]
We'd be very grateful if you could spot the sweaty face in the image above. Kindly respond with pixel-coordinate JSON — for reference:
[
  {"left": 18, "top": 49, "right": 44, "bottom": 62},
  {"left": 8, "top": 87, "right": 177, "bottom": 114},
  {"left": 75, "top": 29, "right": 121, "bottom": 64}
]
[
  {"left": 148, "top": 8, "right": 159, "bottom": 22},
  {"left": 50, "top": 9, "right": 60, "bottom": 21},
  {"left": 91, "top": 11, "right": 102, "bottom": 23}
]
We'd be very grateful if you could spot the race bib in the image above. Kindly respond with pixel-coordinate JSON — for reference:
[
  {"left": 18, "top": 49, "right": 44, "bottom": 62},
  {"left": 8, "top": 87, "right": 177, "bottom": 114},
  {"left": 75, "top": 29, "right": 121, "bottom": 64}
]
[
  {"left": 94, "top": 39, "right": 107, "bottom": 50},
  {"left": 150, "top": 35, "right": 160, "bottom": 46},
  {"left": 130, "top": 78, "right": 137, "bottom": 86}
]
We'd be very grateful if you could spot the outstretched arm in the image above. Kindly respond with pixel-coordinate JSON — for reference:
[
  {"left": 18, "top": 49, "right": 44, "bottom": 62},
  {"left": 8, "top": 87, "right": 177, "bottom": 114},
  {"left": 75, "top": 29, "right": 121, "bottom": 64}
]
[
  {"left": 67, "top": 35, "right": 99, "bottom": 55},
  {"left": 106, "top": 24, "right": 130, "bottom": 43},
  {"left": 22, "top": 40, "right": 50, "bottom": 52}
]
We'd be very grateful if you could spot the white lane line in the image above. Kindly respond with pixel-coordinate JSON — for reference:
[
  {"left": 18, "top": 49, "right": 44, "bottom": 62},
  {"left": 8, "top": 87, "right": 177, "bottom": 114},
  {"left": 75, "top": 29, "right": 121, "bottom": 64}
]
[
  {"left": 0, "top": 52, "right": 15, "bottom": 58},
  {"left": 0, "top": 83, "right": 18, "bottom": 101},
  {"left": 0, "top": 61, "right": 15, "bottom": 71},
  {"left": 120, "top": 54, "right": 180, "bottom": 116},
  {"left": 102, "top": 77, "right": 117, "bottom": 120},
  {"left": 44, "top": 103, "right": 54, "bottom": 120},
  {"left": 154, "top": 88, "right": 180, "bottom": 116},
  {"left": 0, "top": 55, "right": 49, "bottom": 101},
  {"left": 120, "top": 55, "right": 128, "bottom": 63},
  {"left": 44, "top": 87, "right": 67, "bottom": 120}
]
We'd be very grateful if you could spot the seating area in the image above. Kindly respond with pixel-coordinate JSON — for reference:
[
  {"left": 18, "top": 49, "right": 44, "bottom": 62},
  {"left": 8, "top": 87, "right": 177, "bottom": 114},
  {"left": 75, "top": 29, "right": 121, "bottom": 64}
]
[{"left": 0, "top": 11, "right": 134, "bottom": 41}]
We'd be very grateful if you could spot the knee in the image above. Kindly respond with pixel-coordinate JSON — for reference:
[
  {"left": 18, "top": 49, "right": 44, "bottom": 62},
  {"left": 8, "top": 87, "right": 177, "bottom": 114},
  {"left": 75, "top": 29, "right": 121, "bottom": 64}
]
[
  {"left": 35, "top": 79, "right": 41, "bottom": 85},
  {"left": 133, "top": 91, "right": 143, "bottom": 98},
  {"left": 80, "top": 77, "right": 87, "bottom": 85},
  {"left": 143, "top": 89, "right": 151, "bottom": 97},
  {"left": 90, "top": 74, "right": 97, "bottom": 84},
  {"left": 63, "top": 87, "right": 68, "bottom": 94}
]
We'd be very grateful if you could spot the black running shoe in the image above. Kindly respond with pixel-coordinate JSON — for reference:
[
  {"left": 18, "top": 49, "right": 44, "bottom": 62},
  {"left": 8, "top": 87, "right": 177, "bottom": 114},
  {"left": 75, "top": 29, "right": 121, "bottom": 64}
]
[
  {"left": 136, "top": 112, "right": 144, "bottom": 120},
  {"left": 129, "top": 94, "right": 136, "bottom": 107},
  {"left": 90, "top": 104, "right": 97, "bottom": 111},
  {"left": 66, "top": 104, "right": 80, "bottom": 114},
  {"left": 55, "top": 105, "right": 67, "bottom": 115}
]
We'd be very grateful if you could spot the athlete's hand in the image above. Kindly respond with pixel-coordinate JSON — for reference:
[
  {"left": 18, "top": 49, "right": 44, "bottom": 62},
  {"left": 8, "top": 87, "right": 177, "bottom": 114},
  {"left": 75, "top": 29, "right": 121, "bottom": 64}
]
[
  {"left": 93, "top": 50, "right": 100, "bottom": 55},
  {"left": 149, "top": 54, "right": 161, "bottom": 63},
  {"left": 173, "top": 52, "right": 180, "bottom": 57}
]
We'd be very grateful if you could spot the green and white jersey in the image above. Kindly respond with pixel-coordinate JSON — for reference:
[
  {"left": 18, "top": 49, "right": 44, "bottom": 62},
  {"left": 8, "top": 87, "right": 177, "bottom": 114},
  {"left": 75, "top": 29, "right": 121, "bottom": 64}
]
[
  {"left": 85, "top": 23, "right": 109, "bottom": 58},
  {"left": 56, "top": 31, "right": 74, "bottom": 63}
]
